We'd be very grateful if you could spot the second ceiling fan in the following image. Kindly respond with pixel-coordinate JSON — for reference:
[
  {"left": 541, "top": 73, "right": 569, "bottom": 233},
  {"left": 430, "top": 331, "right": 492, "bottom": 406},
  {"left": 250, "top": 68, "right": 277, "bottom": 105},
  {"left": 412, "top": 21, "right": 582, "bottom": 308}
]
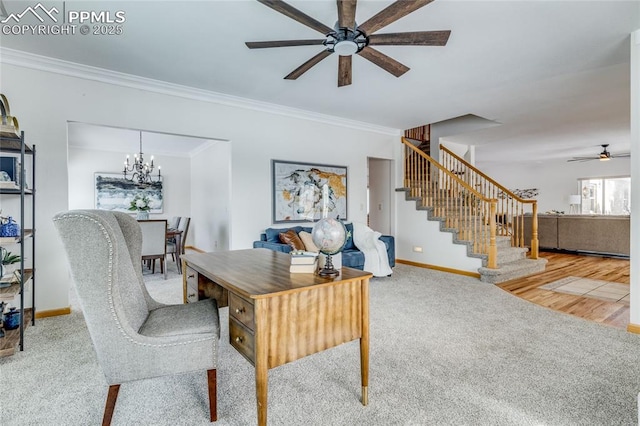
[
  {"left": 246, "top": 0, "right": 451, "bottom": 87},
  {"left": 567, "top": 144, "right": 630, "bottom": 162}
]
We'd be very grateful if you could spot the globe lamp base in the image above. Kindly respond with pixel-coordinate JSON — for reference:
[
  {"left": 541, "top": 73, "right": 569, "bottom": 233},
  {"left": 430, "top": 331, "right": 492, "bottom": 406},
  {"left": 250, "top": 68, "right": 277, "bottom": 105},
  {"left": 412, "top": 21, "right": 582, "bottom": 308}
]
[{"left": 318, "top": 254, "right": 340, "bottom": 277}]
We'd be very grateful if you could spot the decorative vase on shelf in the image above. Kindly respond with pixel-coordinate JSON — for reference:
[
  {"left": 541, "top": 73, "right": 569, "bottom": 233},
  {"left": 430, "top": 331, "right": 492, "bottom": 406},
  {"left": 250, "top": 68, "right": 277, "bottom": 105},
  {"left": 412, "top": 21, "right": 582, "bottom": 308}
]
[
  {"left": 3, "top": 306, "right": 20, "bottom": 330},
  {"left": 0, "top": 216, "right": 20, "bottom": 237},
  {"left": 136, "top": 210, "right": 149, "bottom": 220}
]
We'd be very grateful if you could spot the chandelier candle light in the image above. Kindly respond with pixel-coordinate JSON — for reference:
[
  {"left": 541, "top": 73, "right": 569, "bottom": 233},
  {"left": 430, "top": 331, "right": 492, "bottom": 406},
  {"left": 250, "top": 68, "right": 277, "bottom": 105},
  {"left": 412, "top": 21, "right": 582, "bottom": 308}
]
[{"left": 123, "top": 131, "right": 161, "bottom": 185}]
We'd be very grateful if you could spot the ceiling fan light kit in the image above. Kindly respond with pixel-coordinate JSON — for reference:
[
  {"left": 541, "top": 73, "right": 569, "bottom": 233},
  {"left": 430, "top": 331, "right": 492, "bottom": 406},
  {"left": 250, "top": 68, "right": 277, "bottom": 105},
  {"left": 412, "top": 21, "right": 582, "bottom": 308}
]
[
  {"left": 333, "top": 40, "right": 359, "bottom": 55},
  {"left": 247, "top": 0, "right": 451, "bottom": 87}
]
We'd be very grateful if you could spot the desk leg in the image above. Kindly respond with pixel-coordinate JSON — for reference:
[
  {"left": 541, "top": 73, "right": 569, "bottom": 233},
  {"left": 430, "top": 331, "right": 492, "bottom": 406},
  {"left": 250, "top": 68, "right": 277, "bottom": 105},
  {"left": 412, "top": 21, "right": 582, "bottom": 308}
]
[
  {"left": 360, "top": 278, "right": 370, "bottom": 406},
  {"left": 255, "top": 299, "right": 269, "bottom": 426}
]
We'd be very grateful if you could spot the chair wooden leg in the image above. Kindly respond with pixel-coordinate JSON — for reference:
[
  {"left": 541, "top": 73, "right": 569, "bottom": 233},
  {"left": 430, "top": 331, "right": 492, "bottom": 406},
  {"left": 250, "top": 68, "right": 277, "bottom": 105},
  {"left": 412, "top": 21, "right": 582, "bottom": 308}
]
[
  {"left": 207, "top": 369, "right": 217, "bottom": 422},
  {"left": 102, "top": 384, "right": 120, "bottom": 426}
]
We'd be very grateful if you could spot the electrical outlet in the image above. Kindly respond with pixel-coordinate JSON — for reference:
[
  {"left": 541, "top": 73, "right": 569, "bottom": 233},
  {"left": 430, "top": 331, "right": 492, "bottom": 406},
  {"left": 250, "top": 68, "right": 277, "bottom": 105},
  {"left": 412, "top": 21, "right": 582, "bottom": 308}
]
[{"left": 413, "top": 246, "right": 423, "bottom": 253}]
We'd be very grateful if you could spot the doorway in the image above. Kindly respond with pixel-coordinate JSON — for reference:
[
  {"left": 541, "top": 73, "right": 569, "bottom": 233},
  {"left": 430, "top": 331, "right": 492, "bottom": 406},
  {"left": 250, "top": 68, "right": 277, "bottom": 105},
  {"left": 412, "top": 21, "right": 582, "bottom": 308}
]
[
  {"left": 367, "top": 157, "right": 392, "bottom": 234},
  {"left": 66, "top": 121, "right": 231, "bottom": 252}
]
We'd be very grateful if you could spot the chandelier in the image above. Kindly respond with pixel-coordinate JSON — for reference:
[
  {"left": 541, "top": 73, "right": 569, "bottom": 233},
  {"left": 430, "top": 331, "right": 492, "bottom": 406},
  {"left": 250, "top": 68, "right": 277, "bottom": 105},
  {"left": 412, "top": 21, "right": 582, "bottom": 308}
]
[{"left": 123, "top": 131, "right": 161, "bottom": 184}]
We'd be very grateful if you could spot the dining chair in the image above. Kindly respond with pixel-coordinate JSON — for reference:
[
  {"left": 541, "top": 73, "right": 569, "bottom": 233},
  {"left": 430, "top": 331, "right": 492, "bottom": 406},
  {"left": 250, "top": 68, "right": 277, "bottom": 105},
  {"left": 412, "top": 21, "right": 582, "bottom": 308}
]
[
  {"left": 139, "top": 219, "right": 168, "bottom": 279},
  {"left": 53, "top": 210, "right": 220, "bottom": 425},
  {"left": 167, "top": 216, "right": 190, "bottom": 269},
  {"left": 165, "top": 216, "right": 181, "bottom": 249},
  {"left": 168, "top": 216, "right": 180, "bottom": 230}
]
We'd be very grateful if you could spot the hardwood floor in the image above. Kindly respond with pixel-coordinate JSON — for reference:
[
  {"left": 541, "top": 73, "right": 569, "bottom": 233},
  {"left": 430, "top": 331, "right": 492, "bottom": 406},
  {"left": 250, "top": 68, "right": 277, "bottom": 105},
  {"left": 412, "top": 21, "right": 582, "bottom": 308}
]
[{"left": 497, "top": 251, "right": 630, "bottom": 330}]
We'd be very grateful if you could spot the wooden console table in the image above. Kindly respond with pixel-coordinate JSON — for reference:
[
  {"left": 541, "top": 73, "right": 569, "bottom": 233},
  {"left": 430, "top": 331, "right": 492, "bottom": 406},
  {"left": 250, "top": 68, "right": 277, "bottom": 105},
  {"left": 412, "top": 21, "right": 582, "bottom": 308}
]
[{"left": 181, "top": 248, "right": 372, "bottom": 426}]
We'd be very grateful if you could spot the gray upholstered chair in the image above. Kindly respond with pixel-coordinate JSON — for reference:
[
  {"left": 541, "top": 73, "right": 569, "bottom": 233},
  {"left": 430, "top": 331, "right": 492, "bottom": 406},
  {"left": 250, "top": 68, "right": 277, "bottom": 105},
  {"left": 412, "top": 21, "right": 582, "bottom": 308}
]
[
  {"left": 53, "top": 210, "right": 220, "bottom": 425},
  {"left": 139, "top": 219, "right": 168, "bottom": 279},
  {"left": 167, "top": 216, "right": 190, "bottom": 268}
]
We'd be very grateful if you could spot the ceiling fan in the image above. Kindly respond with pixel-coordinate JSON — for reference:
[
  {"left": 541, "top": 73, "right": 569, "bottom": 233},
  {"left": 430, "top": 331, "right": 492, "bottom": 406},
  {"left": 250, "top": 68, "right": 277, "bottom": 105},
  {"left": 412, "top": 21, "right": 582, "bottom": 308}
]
[
  {"left": 567, "top": 144, "right": 630, "bottom": 162},
  {"left": 246, "top": 0, "right": 451, "bottom": 87}
]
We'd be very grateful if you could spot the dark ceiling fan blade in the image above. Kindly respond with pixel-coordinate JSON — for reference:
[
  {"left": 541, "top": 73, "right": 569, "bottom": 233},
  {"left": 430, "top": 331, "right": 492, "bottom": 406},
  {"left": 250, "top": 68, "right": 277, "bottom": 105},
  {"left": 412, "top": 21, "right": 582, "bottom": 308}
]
[
  {"left": 567, "top": 157, "right": 598, "bottom": 162},
  {"left": 337, "top": 0, "right": 357, "bottom": 29},
  {"left": 246, "top": 39, "right": 326, "bottom": 49},
  {"left": 285, "top": 50, "right": 333, "bottom": 80},
  {"left": 368, "top": 30, "right": 451, "bottom": 46},
  {"left": 338, "top": 55, "right": 352, "bottom": 87},
  {"left": 358, "top": 46, "right": 409, "bottom": 77},
  {"left": 358, "top": 0, "right": 435, "bottom": 35},
  {"left": 256, "top": 0, "right": 333, "bottom": 35}
]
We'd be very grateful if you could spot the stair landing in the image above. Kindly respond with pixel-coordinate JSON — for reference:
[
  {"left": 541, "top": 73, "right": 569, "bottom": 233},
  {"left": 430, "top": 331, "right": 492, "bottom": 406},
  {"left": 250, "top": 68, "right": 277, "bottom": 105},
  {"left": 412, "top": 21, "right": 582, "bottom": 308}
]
[{"left": 478, "top": 257, "right": 548, "bottom": 284}]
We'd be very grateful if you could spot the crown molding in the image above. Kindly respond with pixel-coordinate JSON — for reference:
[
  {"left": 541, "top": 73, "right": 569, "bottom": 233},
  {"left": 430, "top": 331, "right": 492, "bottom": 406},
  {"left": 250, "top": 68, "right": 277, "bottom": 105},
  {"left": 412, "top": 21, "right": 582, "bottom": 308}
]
[{"left": 0, "top": 47, "right": 401, "bottom": 136}]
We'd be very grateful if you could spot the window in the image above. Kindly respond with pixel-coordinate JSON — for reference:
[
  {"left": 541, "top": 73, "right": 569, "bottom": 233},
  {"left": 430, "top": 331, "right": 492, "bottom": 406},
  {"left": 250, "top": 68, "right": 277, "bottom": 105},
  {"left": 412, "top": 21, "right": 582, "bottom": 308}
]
[{"left": 578, "top": 177, "right": 630, "bottom": 215}]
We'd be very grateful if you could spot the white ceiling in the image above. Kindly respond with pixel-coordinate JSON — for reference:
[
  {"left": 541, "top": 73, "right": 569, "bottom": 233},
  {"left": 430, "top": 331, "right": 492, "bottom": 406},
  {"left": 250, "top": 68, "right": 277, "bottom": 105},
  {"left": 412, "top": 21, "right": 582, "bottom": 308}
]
[{"left": 2, "top": 0, "right": 638, "bottom": 165}]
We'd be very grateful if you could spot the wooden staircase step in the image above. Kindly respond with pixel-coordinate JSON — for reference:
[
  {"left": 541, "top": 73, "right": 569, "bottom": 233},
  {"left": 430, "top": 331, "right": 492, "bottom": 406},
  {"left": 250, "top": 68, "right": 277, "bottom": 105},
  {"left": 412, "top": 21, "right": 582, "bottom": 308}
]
[
  {"left": 484, "top": 246, "right": 529, "bottom": 267},
  {"left": 478, "top": 258, "right": 548, "bottom": 284}
]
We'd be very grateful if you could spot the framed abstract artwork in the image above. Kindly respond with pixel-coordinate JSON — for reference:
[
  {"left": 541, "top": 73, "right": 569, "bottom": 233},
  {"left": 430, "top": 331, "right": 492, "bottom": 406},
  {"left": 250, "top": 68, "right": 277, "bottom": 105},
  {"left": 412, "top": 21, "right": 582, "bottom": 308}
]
[
  {"left": 271, "top": 160, "right": 347, "bottom": 223},
  {"left": 94, "top": 172, "right": 163, "bottom": 213}
]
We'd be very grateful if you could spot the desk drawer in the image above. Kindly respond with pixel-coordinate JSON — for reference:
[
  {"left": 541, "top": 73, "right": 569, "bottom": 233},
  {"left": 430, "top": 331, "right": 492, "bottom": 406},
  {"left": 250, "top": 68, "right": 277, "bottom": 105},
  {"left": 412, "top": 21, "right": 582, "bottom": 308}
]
[
  {"left": 229, "top": 293, "right": 255, "bottom": 330},
  {"left": 229, "top": 318, "right": 255, "bottom": 364},
  {"left": 185, "top": 267, "right": 198, "bottom": 303}
]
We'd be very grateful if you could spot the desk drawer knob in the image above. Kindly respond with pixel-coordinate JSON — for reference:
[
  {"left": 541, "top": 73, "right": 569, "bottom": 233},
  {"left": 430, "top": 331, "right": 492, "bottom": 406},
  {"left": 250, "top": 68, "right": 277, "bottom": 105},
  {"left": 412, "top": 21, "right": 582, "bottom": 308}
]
[
  {"left": 187, "top": 274, "right": 195, "bottom": 279},
  {"left": 188, "top": 293, "right": 196, "bottom": 299},
  {"left": 235, "top": 307, "right": 245, "bottom": 314},
  {"left": 235, "top": 336, "right": 244, "bottom": 343}
]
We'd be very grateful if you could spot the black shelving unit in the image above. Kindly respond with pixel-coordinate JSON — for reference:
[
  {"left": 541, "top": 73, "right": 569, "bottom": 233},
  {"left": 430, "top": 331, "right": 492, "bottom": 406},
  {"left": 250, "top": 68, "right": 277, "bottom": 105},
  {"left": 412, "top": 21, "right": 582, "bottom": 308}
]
[{"left": 0, "top": 130, "right": 36, "bottom": 356}]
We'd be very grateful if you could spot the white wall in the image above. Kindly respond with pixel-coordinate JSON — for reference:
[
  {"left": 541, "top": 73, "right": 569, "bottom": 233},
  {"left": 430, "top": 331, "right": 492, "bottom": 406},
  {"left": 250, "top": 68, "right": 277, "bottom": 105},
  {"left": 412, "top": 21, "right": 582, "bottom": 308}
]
[
  {"left": 395, "top": 192, "right": 483, "bottom": 273},
  {"left": 481, "top": 158, "right": 630, "bottom": 214},
  {"left": 190, "top": 141, "right": 231, "bottom": 252},
  {"left": 430, "top": 114, "right": 501, "bottom": 162},
  {"left": 440, "top": 139, "right": 468, "bottom": 159},
  {"left": 0, "top": 62, "right": 397, "bottom": 312},
  {"left": 68, "top": 146, "right": 191, "bottom": 225},
  {"left": 630, "top": 29, "right": 640, "bottom": 326}
]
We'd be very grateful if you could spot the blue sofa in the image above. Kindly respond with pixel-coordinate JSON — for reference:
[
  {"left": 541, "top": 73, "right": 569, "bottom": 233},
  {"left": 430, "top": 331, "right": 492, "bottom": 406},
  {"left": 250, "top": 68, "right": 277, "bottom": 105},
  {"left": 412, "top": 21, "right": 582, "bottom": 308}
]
[{"left": 252, "top": 223, "right": 395, "bottom": 271}]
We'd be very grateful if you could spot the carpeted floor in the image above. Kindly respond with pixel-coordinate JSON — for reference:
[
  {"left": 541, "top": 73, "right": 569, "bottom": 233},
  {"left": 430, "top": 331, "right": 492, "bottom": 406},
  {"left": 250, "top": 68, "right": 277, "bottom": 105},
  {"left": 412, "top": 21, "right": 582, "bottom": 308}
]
[{"left": 2, "top": 262, "right": 640, "bottom": 425}]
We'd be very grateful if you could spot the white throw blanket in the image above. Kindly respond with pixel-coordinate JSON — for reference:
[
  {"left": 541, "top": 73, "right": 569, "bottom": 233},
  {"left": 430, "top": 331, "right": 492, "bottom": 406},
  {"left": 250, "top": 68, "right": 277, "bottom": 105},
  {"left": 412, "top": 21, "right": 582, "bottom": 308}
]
[{"left": 352, "top": 222, "right": 392, "bottom": 277}]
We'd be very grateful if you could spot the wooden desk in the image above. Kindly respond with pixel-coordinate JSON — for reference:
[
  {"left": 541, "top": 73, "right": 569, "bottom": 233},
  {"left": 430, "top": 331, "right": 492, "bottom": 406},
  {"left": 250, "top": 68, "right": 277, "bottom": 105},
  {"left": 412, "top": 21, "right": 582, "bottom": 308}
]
[{"left": 181, "top": 248, "right": 372, "bottom": 426}]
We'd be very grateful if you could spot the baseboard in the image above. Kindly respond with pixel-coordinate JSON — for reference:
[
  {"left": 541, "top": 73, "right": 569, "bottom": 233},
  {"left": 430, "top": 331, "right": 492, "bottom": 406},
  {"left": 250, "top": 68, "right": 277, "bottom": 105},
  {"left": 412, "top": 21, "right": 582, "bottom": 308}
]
[
  {"left": 35, "top": 306, "right": 71, "bottom": 319},
  {"left": 186, "top": 245, "right": 206, "bottom": 253},
  {"left": 396, "top": 259, "right": 481, "bottom": 278},
  {"left": 627, "top": 323, "right": 640, "bottom": 334}
]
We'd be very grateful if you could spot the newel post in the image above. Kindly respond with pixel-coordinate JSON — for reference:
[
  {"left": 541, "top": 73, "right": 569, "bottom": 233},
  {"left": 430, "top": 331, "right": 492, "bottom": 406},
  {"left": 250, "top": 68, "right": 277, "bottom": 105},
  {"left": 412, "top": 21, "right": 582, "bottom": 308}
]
[
  {"left": 530, "top": 201, "right": 539, "bottom": 259},
  {"left": 488, "top": 200, "right": 498, "bottom": 269}
]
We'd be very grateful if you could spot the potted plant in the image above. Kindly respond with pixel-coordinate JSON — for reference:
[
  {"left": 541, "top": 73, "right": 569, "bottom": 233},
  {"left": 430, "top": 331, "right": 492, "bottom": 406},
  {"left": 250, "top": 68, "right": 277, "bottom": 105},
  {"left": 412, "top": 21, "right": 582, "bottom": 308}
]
[
  {"left": 128, "top": 194, "right": 151, "bottom": 220},
  {"left": 0, "top": 247, "right": 21, "bottom": 279}
]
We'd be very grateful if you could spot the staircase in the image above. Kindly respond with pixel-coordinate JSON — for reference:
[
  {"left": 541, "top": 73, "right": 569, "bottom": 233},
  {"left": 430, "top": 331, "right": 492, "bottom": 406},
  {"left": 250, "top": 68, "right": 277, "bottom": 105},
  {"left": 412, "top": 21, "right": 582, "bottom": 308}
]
[
  {"left": 477, "top": 237, "right": 547, "bottom": 284},
  {"left": 400, "top": 135, "right": 546, "bottom": 283}
]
